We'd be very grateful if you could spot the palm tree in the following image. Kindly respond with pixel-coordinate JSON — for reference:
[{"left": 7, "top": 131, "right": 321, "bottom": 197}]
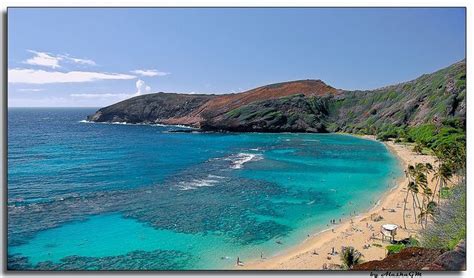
[
  {"left": 414, "top": 163, "right": 427, "bottom": 175},
  {"left": 431, "top": 165, "right": 441, "bottom": 203},
  {"left": 340, "top": 246, "right": 363, "bottom": 269},
  {"left": 402, "top": 181, "right": 413, "bottom": 229},
  {"left": 418, "top": 201, "right": 437, "bottom": 228},
  {"left": 431, "top": 163, "right": 453, "bottom": 203},
  {"left": 403, "top": 164, "right": 416, "bottom": 229},
  {"left": 415, "top": 170, "right": 426, "bottom": 195},
  {"left": 403, "top": 164, "right": 428, "bottom": 228},
  {"left": 436, "top": 142, "right": 465, "bottom": 178},
  {"left": 425, "top": 163, "right": 434, "bottom": 173},
  {"left": 420, "top": 187, "right": 433, "bottom": 226},
  {"left": 407, "top": 165, "right": 416, "bottom": 181},
  {"left": 407, "top": 181, "right": 420, "bottom": 224},
  {"left": 418, "top": 174, "right": 428, "bottom": 205},
  {"left": 423, "top": 187, "right": 433, "bottom": 201}
]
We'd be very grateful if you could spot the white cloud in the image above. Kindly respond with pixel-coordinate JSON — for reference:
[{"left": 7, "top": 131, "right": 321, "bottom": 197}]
[
  {"left": 131, "top": 69, "right": 169, "bottom": 77},
  {"left": 17, "top": 88, "right": 45, "bottom": 92},
  {"left": 60, "top": 55, "right": 97, "bottom": 66},
  {"left": 135, "top": 79, "right": 152, "bottom": 95},
  {"left": 24, "top": 50, "right": 62, "bottom": 68},
  {"left": 23, "top": 50, "right": 97, "bottom": 69},
  {"left": 8, "top": 68, "right": 136, "bottom": 84}
]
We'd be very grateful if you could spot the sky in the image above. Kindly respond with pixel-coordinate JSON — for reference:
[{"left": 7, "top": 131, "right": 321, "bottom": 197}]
[{"left": 8, "top": 8, "right": 466, "bottom": 107}]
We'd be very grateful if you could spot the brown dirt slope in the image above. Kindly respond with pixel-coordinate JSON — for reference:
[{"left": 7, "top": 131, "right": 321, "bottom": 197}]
[
  {"left": 199, "top": 79, "right": 339, "bottom": 119},
  {"left": 352, "top": 247, "right": 444, "bottom": 271}
]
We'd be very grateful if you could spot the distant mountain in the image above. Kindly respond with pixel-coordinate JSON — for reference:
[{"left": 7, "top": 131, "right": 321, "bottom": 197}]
[{"left": 87, "top": 60, "right": 466, "bottom": 133}]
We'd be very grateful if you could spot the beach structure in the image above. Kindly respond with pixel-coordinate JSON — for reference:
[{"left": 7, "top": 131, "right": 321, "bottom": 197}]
[{"left": 380, "top": 224, "right": 398, "bottom": 242}]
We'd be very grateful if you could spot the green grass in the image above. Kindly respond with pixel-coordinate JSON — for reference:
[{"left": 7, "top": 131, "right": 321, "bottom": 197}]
[
  {"left": 386, "top": 244, "right": 405, "bottom": 255},
  {"left": 439, "top": 187, "right": 453, "bottom": 199}
]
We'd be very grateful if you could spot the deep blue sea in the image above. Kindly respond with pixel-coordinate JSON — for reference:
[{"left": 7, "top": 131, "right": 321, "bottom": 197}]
[{"left": 7, "top": 107, "right": 402, "bottom": 270}]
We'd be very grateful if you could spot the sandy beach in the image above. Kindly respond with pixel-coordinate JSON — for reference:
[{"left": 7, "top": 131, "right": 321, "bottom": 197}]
[{"left": 242, "top": 135, "right": 438, "bottom": 270}]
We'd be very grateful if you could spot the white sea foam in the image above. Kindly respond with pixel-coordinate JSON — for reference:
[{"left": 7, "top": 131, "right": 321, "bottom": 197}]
[
  {"left": 78, "top": 120, "right": 195, "bottom": 129},
  {"left": 207, "top": 174, "right": 226, "bottom": 179},
  {"left": 152, "top": 123, "right": 193, "bottom": 129},
  {"left": 176, "top": 175, "right": 224, "bottom": 191},
  {"left": 227, "top": 153, "right": 263, "bottom": 169}
]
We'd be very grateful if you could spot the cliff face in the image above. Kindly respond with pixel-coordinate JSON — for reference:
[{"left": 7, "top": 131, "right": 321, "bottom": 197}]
[
  {"left": 86, "top": 93, "right": 215, "bottom": 126},
  {"left": 87, "top": 60, "right": 466, "bottom": 132},
  {"left": 201, "top": 94, "right": 331, "bottom": 132}
]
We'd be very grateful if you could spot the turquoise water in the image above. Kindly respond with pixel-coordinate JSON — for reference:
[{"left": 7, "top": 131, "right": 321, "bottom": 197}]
[{"left": 8, "top": 108, "right": 402, "bottom": 270}]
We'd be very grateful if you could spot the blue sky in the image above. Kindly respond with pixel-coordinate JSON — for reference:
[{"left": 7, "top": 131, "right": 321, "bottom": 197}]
[{"left": 8, "top": 8, "right": 465, "bottom": 107}]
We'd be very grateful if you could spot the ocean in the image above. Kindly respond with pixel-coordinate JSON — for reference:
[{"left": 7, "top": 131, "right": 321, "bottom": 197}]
[{"left": 7, "top": 107, "right": 402, "bottom": 270}]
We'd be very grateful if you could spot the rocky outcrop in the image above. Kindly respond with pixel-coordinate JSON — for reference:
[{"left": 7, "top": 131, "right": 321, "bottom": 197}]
[
  {"left": 87, "top": 60, "right": 466, "bottom": 133},
  {"left": 86, "top": 93, "right": 215, "bottom": 126},
  {"left": 87, "top": 79, "right": 339, "bottom": 130},
  {"left": 352, "top": 240, "right": 466, "bottom": 271},
  {"left": 422, "top": 240, "right": 466, "bottom": 271}
]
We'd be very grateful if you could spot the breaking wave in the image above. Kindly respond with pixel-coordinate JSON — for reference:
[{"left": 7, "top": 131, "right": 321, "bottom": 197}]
[
  {"left": 79, "top": 120, "right": 194, "bottom": 129},
  {"left": 226, "top": 153, "right": 263, "bottom": 169},
  {"left": 176, "top": 175, "right": 226, "bottom": 191}
]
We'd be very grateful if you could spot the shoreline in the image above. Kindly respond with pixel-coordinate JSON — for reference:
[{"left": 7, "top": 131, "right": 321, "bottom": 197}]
[
  {"left": 78, "top": 120, "right": 197, "bottom": 129},
  {"left": 241, "top": 134, "right": 437, "bottom": 270}
]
